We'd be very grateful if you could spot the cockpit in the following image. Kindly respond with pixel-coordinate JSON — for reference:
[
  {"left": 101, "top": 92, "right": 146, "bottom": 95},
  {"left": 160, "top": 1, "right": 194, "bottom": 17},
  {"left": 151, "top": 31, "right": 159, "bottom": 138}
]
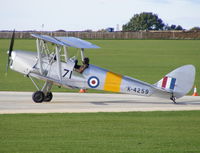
[{"left": 74, "top": 57, "right": 89, "bottom": 73}]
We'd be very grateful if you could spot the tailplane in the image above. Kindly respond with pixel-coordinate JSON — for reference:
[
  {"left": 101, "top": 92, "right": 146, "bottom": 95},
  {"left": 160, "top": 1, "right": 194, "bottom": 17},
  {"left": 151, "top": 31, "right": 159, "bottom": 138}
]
[{"left": 155, "top": 65, "right": 195, "bottom": 99}]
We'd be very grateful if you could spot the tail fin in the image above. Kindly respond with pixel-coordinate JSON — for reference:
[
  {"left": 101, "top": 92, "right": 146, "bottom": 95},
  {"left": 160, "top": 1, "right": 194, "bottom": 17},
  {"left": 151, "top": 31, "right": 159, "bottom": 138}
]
[{"left": 155, "top": 65, "right": 195, "bottom": 99}]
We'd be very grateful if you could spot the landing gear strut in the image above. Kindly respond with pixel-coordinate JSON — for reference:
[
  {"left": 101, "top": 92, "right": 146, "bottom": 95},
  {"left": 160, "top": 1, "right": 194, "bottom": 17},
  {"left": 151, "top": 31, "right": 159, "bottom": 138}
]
[
  {"left": 29, "top": 76, "right": 53, "bottom": 103},
  {"left": 170, "top": 93, "right": 176, "bottom": 104}
]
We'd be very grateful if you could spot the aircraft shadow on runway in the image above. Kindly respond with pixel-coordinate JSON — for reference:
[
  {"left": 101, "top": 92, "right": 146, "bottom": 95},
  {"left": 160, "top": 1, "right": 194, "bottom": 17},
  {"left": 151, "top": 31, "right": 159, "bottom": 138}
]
[{"left": 89, "top": 100, "right": 200, "bottom": 106}]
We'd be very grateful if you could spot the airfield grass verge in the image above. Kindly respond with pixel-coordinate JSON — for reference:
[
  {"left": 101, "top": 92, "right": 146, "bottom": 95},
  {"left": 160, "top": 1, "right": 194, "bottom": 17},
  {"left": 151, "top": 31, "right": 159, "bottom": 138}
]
[
  {"left": 0, "top": 111, "right": 200, "bottom": 153},
  {"left": 0, "top": 39, "right": 200, "bottom": 94}
]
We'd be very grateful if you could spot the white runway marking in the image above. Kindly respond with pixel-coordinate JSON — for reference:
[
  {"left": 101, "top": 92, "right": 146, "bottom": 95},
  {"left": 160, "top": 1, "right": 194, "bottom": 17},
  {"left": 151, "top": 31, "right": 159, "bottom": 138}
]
[{"left": 0, "top": 92, "right": 200, "bottom": 114}]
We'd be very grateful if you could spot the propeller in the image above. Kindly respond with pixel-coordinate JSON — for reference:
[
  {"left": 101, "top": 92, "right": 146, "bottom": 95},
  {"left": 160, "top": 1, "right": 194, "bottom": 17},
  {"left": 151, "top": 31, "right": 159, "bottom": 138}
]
[{"left": 6, "top": 30, "right": 15, "bottom": 74}]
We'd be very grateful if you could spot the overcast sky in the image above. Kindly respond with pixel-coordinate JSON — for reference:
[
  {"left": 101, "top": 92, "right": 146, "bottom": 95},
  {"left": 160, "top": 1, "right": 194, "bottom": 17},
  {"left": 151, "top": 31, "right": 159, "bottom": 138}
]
[{"left": 1, "top": 0, "right": 200, "bottom": 31}]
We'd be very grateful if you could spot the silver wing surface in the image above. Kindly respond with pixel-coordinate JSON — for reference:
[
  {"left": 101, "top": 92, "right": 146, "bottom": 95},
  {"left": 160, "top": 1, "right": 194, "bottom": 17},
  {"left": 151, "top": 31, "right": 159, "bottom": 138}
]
[
  {"left": 31, "top": 34, "right": 100, "bottom": 49},
  {"left": 31, "top": 34, "right": 64, "bottom": 46},
  {"left": 55, "top": 37, "right": 100, "bottom": 48}
]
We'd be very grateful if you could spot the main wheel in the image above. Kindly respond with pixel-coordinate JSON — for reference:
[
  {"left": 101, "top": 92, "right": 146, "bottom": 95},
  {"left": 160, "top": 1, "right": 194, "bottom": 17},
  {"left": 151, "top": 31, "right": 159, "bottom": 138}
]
[
  {"left": 44, "top": 92, "right": 53, "bottom": 102},
  {"left": 32, "top": 91, "right": 45, "bottom": 103}
]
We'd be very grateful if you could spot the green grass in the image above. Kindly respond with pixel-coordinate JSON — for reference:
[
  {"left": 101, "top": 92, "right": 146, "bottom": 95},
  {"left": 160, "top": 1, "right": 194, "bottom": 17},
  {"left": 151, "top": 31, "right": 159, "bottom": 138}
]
[
  {"left": 0, "top": 111, "right": 200, "bottom": 153},
  {"left": 0, "top": 39, "right": 200, "bottom": 93},
  {"left": 1, "top": 40, "right": 200, "bottom": 153}
]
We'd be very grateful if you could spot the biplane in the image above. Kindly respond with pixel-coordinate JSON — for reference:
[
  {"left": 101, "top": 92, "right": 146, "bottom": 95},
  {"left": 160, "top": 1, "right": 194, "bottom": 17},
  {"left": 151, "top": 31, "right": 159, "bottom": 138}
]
[{"left": 6, "top": 31, "right": 196, "bottom": 103}]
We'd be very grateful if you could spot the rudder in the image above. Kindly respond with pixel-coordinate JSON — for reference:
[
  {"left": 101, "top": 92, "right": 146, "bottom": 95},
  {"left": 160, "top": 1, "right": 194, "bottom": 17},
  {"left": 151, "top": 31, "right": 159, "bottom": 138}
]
[{"left": 155, "top": 65, "right": 196, "bottom": 99}]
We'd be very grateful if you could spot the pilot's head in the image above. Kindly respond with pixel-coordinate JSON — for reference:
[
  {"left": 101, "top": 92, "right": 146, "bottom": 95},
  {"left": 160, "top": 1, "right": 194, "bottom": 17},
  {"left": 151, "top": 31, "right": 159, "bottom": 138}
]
[
  {"left": 74, "top": 59, "right": 78, "bottom": 65},
  {"left": 83, "top": 57, "right": 89, "bottom": 65}
]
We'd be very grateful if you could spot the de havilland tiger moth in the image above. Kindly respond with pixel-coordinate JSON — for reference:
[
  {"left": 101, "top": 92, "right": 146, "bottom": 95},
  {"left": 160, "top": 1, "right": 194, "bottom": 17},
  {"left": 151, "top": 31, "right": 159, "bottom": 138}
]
[{"left": 6, "top": 31, "right": 196, "bottom": 103}]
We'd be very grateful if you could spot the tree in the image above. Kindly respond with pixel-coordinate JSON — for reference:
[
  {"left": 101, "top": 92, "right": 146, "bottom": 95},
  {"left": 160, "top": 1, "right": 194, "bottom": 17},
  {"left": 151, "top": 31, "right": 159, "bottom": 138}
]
[
  {"left": 190, "top": 27, "right": 200, "bottom": 31},
  {"left": 175, "top": 25, "right": 183, "bottom": 30},
  {"left": 122, "top": 12, "right": 165, "bottom": 31},
  {"left": 164, "top": 24, "right": 184, "bottom": 31},
  {"left": 170, "top": 25, "right": 176, "bottom": 30}
]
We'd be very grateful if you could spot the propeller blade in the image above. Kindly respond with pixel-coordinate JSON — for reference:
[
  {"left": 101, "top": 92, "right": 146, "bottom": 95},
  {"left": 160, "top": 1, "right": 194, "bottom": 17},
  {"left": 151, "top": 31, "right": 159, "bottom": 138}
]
[
  {"left": 6, "top": 30, "right": 15, "bottom": 74},
  {"left": 9, "top": 29, "right": 15, "bottom": 57}
]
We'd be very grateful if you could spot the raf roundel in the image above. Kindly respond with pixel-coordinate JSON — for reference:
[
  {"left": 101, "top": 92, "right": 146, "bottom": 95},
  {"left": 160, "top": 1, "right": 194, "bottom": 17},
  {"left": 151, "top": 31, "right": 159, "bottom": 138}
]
[{"left": 88, "top": 76, "right": 100, "bottom": 88}]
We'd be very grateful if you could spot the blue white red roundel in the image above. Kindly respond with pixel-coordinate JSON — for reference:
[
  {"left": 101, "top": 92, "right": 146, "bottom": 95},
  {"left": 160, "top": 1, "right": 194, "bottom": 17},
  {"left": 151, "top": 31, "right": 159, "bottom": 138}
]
[{"left": 88, "top": 76, "right": 100, "bottom": 88}]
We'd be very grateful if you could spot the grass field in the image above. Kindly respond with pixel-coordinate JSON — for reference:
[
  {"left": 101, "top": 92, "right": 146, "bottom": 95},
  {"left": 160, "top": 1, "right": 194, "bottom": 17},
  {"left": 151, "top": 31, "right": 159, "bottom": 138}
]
[
  {"left": 0, "top": 111, "right": 200, "bottom": 153},
  {"left": 0, "top": 39, "right": 200, "bottom": 93},
  {"left": 1, "top": 39, "right": 200, "bottom": 153}
]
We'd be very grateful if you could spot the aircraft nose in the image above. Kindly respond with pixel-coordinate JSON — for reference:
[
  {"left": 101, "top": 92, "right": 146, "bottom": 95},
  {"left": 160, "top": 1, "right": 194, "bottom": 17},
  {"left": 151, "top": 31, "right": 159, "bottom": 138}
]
[
  {"left": 10, "top": 50, "right": 16, "bottom": 60},
  {"left": 7, "top": 49, "right": 15, "bottom": 56}
]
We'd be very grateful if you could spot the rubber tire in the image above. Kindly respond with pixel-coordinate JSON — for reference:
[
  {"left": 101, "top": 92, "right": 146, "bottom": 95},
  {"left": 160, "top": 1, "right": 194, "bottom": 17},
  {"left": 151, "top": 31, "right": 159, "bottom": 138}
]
[
  {"left": 44, "top": 92, "right": 53, "bottom": 102},
  {"left": 32, "top": 91, "right": 45, "bottom": 103}
]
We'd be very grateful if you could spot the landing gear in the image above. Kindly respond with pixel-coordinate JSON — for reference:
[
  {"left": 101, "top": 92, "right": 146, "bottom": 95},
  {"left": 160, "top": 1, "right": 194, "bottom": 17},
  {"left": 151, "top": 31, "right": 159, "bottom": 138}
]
[
  {"left": 32, "top": 91, "right": 53, "bottom": 103},
  {"left": 29, "top": 76, "right": 53, "bottom": 103},
  {"left": 32, "top": 91, "right": 45, "bottom": 103},
  {"left": 170, "top": 93, "right": 176, "bottom": 104},
  {"left": 44, "top": 92, "right": 53, "bottom": 102}
]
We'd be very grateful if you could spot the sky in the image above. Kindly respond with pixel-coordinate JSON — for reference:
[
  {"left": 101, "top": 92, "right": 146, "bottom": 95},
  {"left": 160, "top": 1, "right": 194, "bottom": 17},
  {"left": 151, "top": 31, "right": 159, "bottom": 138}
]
[{"left": 1, "top": 0, "right": 200, "bottom": 31}]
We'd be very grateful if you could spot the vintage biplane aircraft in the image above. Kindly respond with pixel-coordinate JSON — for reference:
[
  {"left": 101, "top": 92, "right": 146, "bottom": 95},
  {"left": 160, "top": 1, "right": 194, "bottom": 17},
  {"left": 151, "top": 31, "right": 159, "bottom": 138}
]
[{"left": 6, "top": 31, "right": 195, "bottom": 103}]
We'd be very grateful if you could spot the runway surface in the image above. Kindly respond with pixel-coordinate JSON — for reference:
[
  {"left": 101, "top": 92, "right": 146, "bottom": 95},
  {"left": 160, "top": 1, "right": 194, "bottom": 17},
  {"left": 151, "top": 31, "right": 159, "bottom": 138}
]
[{"left": 0, "top": 92, "right": 200, "bottom": 114}]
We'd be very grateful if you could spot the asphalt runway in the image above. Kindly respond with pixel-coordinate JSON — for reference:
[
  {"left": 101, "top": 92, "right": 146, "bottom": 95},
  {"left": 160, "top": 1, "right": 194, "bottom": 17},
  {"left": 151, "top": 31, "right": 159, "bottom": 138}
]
[{"left": 0, "top": 92, "right": 200, "bottom": 114}]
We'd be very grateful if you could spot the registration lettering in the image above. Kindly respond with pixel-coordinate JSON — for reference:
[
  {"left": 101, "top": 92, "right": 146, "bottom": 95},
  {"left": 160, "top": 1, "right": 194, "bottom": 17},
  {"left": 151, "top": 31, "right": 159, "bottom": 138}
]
[{"left": 127, "top": 87, "right": 149, "bottom": 95}]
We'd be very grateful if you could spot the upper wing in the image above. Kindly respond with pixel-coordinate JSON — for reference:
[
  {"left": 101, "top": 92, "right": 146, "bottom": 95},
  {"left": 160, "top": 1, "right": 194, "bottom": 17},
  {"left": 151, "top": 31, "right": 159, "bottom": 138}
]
[
  {"left": 31, "top": 34, "right": 64, "bottom": 46},
  {"left": 31, "top": 34, "right": 100, "bottom": 49},
  {"left": 55, "top": 37, "right": 100, "bottom": 49}
]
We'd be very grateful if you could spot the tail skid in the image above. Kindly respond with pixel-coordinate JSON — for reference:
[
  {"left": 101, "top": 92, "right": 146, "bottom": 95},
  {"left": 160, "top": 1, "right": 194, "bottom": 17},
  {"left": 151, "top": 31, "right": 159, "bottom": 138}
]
[{"left": 153, "top": 65, "right": 196, "bottom": 101}]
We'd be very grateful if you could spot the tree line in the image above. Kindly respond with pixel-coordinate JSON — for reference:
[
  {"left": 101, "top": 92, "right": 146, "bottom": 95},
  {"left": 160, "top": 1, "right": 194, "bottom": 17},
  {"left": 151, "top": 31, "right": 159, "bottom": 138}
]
[{"left": 122, "top": 12, "right": 200, "bottom": 31}]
